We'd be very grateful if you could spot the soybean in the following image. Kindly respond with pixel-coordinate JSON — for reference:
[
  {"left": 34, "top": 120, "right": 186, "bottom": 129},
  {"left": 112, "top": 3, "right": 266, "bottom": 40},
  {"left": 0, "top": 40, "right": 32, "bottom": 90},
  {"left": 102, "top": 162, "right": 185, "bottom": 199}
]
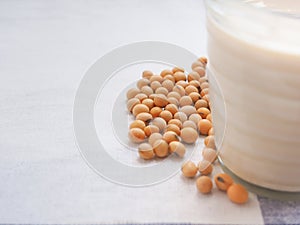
[
  {"left": 180, "top": 127, "right": 198, "bottom": 144},
  {"left": 148, "top": 133, "right": 163, "bottom": 146},
  {"left": 142, "top": 70, "right": 153, "bottom": 80},
  {"left": 127, "top": 88, "right": 140, "bottom": 100},
  {"left": 128, "top": 128, "right": 145, "bottom": 143},
  {"left": 163, "top": 131, "right": 179, "bottom": 144},
  {"left": 166, "top": 124, "right": 181, "bottom": 135},
  {"left": 159, "top": 110, "right": 173, "bottom": 122},
  {"left": 169, "top": 141, "right": 186, "bottom": 157},
  {"left": 227, "top": 184, "right": 249, "bottom": 204},
  {"left": 138, "top": 143, "right": 155, "bottom": 160},
  {"left": 132, "top": 104, "right": 149, "bottom": 117},
  {"left": 181, "top": 161, "right": 198, "bottom": 178},
  {"left": 150, "top": 106, "right": 162, "bottom": 118},
  {"left": 153, "top": 139, "right": 169, "bottom": 158},
  {"left": 136, "top": 112, "right": 152, "bottom": 123},
  {"left": 196, "top": 176, "right": 213, "bottom": 194},
  {"left": 130, "top": 120, "right": 146, "bottom": 130},
  {"left": 153, "top": 94, "right": 168, "bottom": 107},
  {"left": 198, "top": 119, "right": 212, "bottom": 135},
  {"left": 214, "top": 173, "right": 234, "bottom": 191},
  {"left": 152, "top": 117, "right": 167, "bottom": 132},
  {"left": 144, "top": 125, "right": 160, "bottom": 137},
  {"left": 198, "top": 160, "right": 213, "bottom": 175},
  {"left": 127, "top": 98, "right": 140, "bottom": 112}
]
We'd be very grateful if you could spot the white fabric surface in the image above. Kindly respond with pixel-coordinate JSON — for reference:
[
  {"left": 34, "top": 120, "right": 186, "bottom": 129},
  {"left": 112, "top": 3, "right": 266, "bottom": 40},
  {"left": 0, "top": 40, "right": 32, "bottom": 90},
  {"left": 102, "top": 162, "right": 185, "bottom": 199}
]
[{"left": 0, "top": 0, "right": 264, "bottom": 223}]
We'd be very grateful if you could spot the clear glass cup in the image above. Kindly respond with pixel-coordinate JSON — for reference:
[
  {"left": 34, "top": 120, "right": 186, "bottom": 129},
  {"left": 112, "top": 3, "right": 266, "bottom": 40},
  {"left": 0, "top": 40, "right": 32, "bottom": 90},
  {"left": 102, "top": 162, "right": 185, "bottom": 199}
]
[{"left": 205, "top": 0, "right": 300, "bottom": 195}]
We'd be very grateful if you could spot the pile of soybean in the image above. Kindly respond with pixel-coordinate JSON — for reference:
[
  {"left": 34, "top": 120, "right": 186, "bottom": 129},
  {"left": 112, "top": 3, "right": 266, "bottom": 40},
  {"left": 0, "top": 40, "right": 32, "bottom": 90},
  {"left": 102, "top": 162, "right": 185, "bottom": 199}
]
[
  {"left": 127, "top": 57, "right": 212, "bottom": 158},
  {"left": 126, "top": 57, "right": 248, "bottom": 204}
]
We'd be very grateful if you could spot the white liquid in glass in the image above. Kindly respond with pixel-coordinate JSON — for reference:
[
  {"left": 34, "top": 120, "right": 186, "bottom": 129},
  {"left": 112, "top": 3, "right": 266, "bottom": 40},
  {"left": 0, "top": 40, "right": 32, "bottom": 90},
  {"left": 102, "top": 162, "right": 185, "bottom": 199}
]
[{"left": 206, "top": 0, "right": 300, "bottom": 191}]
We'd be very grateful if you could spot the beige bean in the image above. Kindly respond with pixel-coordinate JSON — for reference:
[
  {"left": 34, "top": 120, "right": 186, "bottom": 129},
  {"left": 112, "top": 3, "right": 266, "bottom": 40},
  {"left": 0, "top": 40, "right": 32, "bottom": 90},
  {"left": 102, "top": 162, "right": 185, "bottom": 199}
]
[
  {"left": 165, "top": 124, "right": 181, "bottom": 135},
  {"left": 191, "top": 60, "right": 205, "bottom": 70},
  {"left": 167, "top": 97, "right": 179, "bottom": 106},
  {"left": 196, "top": 176, "right": 213, "bottom": 194},
  {"left": 172, "top": 66, "right": 185, "bottom": 73},
  {"left": 160, "top": 69, "right": 173, "bottom": 77},
  {"left": 200, "top": 82, "right": 209, "bottom": 90},
  {"left": 127, "top": 87, "right": 140, "bottom": 99},
  {"left": 189, "top": 80, "right": 201, "bottom": 88},
  {"left": 155, "top": 87, "right": 169, "bottom": 96},
  {"left": 148, "top": 93, "right": 157, "bottom": 100},
  {"left": 142, "top": 70, "right": 153, "bottom": 80},
  {"left": 153, "top": 139, "right": 169, "bottom": 158},
  {"left": 181, "top": 161, "right": 198, "bottom": 178},
  {"left": 180, "top": 127, "right": 198, "bottom": 144},
  {"left": 130, "top": 120, "right": 146, "bottom": 130},
  {"left": 159, "top": 110, "right": 173, "bottom": 123},
  {"left": 197, "top": 107, "right": 210, "bottom": 119},
  {"left": 169, "top": 141, "right": 186, "bottom": 157},
  {"left": 163, "top": 131, "right": 179, "bottom": 144},
  {"left": 137, "top": 78, "right": 150, "bottom": 89},
  {"left": 204, "top": 135, "right": 216, "bottom": 149},
  {"left": 188, "top": 71, "right": 201, "bottom": 82},
  {"left": 189, "top": 113, "right": 202, "bottom": 125},
  {"left": 142, "top": 98, "right": 154, "bottom": 109},
  {"left": 179, "top": 96, "right": 193, "bottom": 107},
  {"left": 128, "top": 128, "right": 145, "bottom": 143},
  {"left": 172, "top": 85, "right": 185, "bottom": 96},
  {"left": 176, "top": 80, "right": 188, "bottom": 88},
  {"left": 200, "top": 88, "right": 209, "bottom": 97},
  {"left": 149, "top": 75, "right": 164, "bottom": 83},
  {"left": 127, "top": 98, "right": 140, "bottom": 112},
  {"left": 141, "top": 86, "right": 153, "bottom": 96},
  {"left": 185, "top": 85, "right": 199, "bottom": 95},
  {"left": 138, "top": 143, "right": 155, "bottom": 160},
  {"left": 165, "top": 104, "right": 178, "bottom": 115},
  {"left": 198, "top": 119, "right": 212, "bottom": 135},
  {"left": 167, "top": 91, "right": 181, "bottom": 101},
  {"left": 136, "top": 112, "right": 153, "bottom": 123},
  {"left": 199, "top": 76, "right": 208, "bottom": 84},
  {"left": 214, "top": 173, "right": 234, "bottom": 191},
  {"left": 198, "top": 57, "right": 207, "bottom": 66},
  {"left": 153, "top": 94, "right": 168, "bottom": 107},
  {"left": 132, "top": 104, "right": 149, "bottom": 117},
  {"left": 174, "top": 112, "right": 187, "bottom": 123},
  {"left": 134, "top": 93, "right": 148, "bottom": 102},
  {"left": 182, "top": 120, "right": 197, "bottom": 130},
  {"left": 180, "top": 105, "right": 197, "bottom": 117},
  {"left": 168, "top": 119, "right": 183, "bottom": 129},
  {"left": 198, "top": 160, "right": 213, "bottom": 175},
  {"left": 150, "top": 81, "right": 162, "bottom": 91},
  {"left": 202, "top": 147, "right": 217, "bottom": 163},
  {"left": 150, "top": 106, "right": 163, "bottom": 118},
  {"left": 194, "top": 99, "right": 208, "bottom": 109},
  {"left": 189, "top": 92, "right": 201, "bottom": 103},
  {"left": 144, "top": 125, "right": 160, "bottom": 137},
  {"left": 162, "top": 79, "right": 174, "bottom": 92},
  {"left": 152, "top": 117, "right": 167, "bottom": 132},
  {"left": 164, "top": 74, "right": 175, "bottom": 83},
  {"left": 227, "top": 184, "right": 249, "bottom": 204},
  {"left": 193, "top": 66, "right": 206, "bottom": 77},
  {"left": 148, "top": 133, "right": 163, "bottom": 146}
]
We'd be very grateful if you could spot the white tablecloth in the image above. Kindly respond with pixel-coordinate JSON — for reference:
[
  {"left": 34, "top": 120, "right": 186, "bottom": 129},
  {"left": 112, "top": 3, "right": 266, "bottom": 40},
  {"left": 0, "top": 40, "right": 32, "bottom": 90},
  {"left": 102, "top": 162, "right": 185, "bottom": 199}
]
[{"left": 0, "top": 0, "right": 263, "bottom": 223}]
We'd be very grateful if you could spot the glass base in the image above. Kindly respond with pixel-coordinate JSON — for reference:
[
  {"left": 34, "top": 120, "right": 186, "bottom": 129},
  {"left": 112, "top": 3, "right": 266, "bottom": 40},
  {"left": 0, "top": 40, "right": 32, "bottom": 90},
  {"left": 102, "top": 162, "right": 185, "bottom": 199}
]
[{"left": 218, "top": 156, "right": 300, "bottom": 201}]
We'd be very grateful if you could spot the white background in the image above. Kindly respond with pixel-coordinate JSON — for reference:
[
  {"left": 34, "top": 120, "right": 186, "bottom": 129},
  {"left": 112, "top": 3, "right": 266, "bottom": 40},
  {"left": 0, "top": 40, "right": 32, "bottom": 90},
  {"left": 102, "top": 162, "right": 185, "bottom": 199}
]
[{"left": 0, "top": 0, "right": 263, "bottom": 223}]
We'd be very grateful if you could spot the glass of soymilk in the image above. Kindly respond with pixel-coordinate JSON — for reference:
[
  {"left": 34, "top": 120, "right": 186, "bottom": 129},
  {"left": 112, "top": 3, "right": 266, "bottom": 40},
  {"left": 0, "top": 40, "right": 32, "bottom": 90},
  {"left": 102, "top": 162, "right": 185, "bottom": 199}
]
[{"left": 205, "top": 0, "right": 300, "bottom": 196}]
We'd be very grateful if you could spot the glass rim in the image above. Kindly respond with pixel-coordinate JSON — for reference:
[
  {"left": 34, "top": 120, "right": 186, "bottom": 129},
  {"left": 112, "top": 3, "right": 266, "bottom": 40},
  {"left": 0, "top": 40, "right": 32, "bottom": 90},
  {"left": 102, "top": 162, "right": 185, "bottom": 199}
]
[{"left": 205, "top": 0, "right": 300, "bottom": 20}]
